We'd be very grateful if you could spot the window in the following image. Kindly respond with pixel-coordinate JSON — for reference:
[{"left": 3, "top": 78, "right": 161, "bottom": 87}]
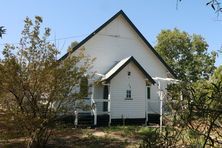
[
  {"left": 147, "top": 86, "right": 151, "bottom": 99},
  {"left": 126, "top": 90, "right": 131, "bottom": 99}
]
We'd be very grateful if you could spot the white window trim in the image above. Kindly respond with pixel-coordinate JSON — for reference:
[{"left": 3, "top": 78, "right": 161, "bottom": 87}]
[{"left": 125, "top": 90, "right": 132, "bottom": 100}]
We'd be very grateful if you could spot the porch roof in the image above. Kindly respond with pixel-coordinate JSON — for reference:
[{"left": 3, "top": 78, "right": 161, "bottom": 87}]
[{"left": 101, "top": 56, "right": 155, "bottom": 84}]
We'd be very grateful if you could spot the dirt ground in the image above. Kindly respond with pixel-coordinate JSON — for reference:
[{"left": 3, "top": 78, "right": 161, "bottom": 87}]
[
  {"left": 0, "top": 110, "right": 142, "bottom": 148},
  {"left": 0, "top": 126, "right": 142, "bottom": 148}
]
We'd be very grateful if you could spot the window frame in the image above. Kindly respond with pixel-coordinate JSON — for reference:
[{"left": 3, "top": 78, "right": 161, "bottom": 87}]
[{"left": 125, "top": 89, "right": 132, "bottom": 100}]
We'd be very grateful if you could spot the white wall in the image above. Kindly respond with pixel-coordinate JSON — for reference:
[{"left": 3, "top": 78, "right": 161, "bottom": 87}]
[
  {"left": 110, "top": 62, "right": 146, "bottom": 119},
  {"left": 72, "top": 14, "right": 171, "bottom": 116},
  {"left": 82, "top": 15, "right": 169, "bottom": 79}
]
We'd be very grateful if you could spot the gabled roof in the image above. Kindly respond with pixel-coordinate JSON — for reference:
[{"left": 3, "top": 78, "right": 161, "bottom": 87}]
[
  {"left": 101, "top": 56, "right": 156, "bottom": 84},
  {"left": 59, "top": 10, "right": 177, "bottom": 78}
]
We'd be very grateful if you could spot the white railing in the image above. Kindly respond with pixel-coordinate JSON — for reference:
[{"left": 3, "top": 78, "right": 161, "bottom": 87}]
[
  {"left": 74, "top": 97, "right": 111, "bottom": 126},
  {"left": 147, "top": 94, "right": 167, "bottom": 132},
  {"left": 93, "top": 99, "right": 110, "bottom": 102},
  {"left": 147, "top": 100, "right": 161, "bottom": 114},
  {"left": 91, "top": 97, "right": 97, "bottom": 126},
  {"left": 74, "top": 110, "right": 78, "bottom": 127},
  {"left": 91, "top": 98, "right": 111, "bottom": 126}
]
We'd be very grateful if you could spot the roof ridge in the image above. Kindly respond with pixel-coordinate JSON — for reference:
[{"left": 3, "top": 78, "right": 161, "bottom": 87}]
[
  {"left": 58, "top": 10, "right": 124, "bottom": 61},
  {"left": 101, "top": 56, "right": 155, "bottom": 84}
]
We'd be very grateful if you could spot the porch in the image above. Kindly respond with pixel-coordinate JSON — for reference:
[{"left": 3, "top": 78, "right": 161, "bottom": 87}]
[{"left": 73, "top": 97, "right": 162, "bottom": 127}]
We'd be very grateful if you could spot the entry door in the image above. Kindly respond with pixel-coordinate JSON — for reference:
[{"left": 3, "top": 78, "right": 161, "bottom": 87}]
[{"left": 103, "top": 85, "right": 108, "bottom": 111}]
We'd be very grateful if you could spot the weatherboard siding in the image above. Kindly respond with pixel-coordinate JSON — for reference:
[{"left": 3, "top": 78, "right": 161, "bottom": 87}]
[
  {"left": 110, "top": 62, "right": 146, "bottom": 119},
  {"left": 83, "top": 15, "right": 168, "bottom": 79},
  {"left": 71, "top": 13, "right": 170, "bottom": 117},
  {"left": 79, "top": 15, "right": 169, "bottom": 113}
]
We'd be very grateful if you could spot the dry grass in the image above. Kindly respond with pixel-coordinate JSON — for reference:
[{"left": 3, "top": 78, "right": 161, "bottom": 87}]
[
  {"left": 0, "top": 111, "right": 140, "bottom": 147},
  {"left": 0, "top": 124, "right": 143, "bottom": 148}
]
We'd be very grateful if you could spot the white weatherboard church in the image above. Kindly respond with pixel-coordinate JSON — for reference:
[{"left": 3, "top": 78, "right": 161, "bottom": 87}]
[{"left": 60, "top": 10, "right": 177, "bottom": 126}]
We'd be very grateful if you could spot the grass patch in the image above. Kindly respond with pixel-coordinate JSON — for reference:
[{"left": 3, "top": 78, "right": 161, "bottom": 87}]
[
  {"left": 101, "top": 125, "right": 141, "bottom": 137},
  {"left": 48, "top": 127, "right": 129, "bottom": 148},
  {"left": 137, "top": 126, "right": 158, "bottom": 136}
]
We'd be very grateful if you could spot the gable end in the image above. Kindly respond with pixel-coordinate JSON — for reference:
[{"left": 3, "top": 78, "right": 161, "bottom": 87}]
[
  {"left": 103, "top": 56, "right": 156, "bottom": 84},
  {"left": 59, "top": 10, "right": 177, "bottom": 78}
]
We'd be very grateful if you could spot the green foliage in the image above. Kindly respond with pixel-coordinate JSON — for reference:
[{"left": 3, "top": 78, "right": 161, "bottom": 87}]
[
  {"left": 155, "top": 28, "right": 216, "bottom": 82},
  {"left": 0, "top": 16, "right": 93, "bottom": 147},
  {"left": 67, "top": 41, "right": 79, "bottom": 52},
  {"left": 211, "top": 65, "right": 222, "bottom": 82},
  {"left": 144, "top": 74, "right": 222, "bottom": 147},
  {"left": 140, "top": 126, "right": 181, "bottom": 148},
  {"left": 104, "top": 125, "right": 141, "bottom": 137},
  {"left": 80, "top": 76, "right": 89, "bottom": 98},
  {"left": 165, "top": 80, "right": 222, "bottom": 147}
]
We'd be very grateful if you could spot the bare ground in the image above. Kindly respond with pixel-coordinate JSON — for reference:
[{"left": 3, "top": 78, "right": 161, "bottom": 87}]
[{"left": 0, "top": 126, "right": 142, "bottom": 148}]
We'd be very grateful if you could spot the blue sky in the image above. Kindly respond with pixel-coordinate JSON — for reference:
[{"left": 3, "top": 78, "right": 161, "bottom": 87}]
[{"left": 0, "top": 0, "right": 221, "bottom": 66}]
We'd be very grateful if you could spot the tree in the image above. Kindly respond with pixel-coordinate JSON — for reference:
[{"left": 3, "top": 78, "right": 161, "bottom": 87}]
[
  {"left": 153, "top": 63, "right": 222, "bottom": 147},
  {"left": 155, "top": 28, "right": 216, "bottom": 82},
  {"left": 0, "top": 26, "right": 6, "bottom": 38},
  {"left": 206, "top": 0, "right": 222, "bottom": 13},
  {"left": 0, "top": 16, "right": 93, "bottom": 147},
  {"left": 141, "top": 80, "right": 222, "bottom": 147},
  {"left": 178, "top": 0, "right": 222, "bottom": 15},
  {"left": 171, "top": 80, "right": 222, "bottom": 147},
  {"left": 141, "top": 28, "right": 221, "bottom": 147},
  {"left": 211, "top": 65, "right": 222, "bottom": 82},
  {"left": 67, "top": 41, "right": 78, "bottom": 52}
]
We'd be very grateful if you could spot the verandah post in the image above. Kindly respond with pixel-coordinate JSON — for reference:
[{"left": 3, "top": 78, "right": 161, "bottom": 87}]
[
  {"left": 91, "top": 84, "right": 97, "bottom": 126},
  {"left": 108, "top": 84, "right": 111, "bottom": 126}
]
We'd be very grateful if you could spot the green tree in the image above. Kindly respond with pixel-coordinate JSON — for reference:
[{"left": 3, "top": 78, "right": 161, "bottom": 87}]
[
  {"left": 155, "top": 28, "right": 216, "bottom": 82},
  {"left": 211, "top": 65, "right": 222, "bottom": 82},
  {"left": 67, "top": 41, "right": 78, "bottom": 52},
  {"left": 141, "top": 80, "right": 222, "bottom": 147},
  {"left": 173, "top": 80, "right": 222, "bottom": 147},
  {"left": 0, "top": 16, "right": 93, "bottom": 147}
]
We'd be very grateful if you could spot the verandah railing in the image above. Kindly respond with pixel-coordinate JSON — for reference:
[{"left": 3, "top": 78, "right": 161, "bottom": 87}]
[{"left": 74, "top": 98, "right": 111, "bottom": 126}]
